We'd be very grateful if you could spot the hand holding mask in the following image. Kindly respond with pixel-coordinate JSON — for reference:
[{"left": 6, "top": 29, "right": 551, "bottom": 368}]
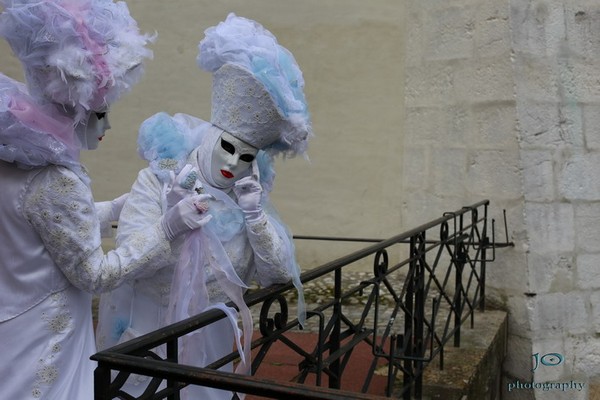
[
  {"left": 161, "top": 194, "right": 213, "bottom": 240},
  {"left": 166, "top": 164, "right": 199, "bottom": 208},
  {"left": 233, "top": 161, "right": 264, "bottom": 223}
]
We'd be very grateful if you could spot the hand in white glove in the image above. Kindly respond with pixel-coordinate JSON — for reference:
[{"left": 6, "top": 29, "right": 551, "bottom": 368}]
[
  {"left": 233, "top": 176, "right": 264, "bottom": 223},
  {"left": 161, "top": 194, "right": 213, "bottom": 241},
  {"left": 166, "top": 164, "right": 199, "bottom": 208},
  {"left": 110, "top": 193, "right": 129, "bottom": 221}
]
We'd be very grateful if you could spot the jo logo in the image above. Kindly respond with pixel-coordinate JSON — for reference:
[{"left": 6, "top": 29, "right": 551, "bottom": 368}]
[{"left": 532, "top": 352, "right": 563, "bottom": 371}]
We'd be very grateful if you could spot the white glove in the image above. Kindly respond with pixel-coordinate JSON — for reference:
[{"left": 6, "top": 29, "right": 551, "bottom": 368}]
[
  {"left": 161, "top": 194, "right": 213, "bottom": 241},
  {"left": 166, "top": 164, "right": 199, "bottom": 208},
  {"left": 233, "top": 176, "right": 264, "bottom": 223},
  {"left": 110, "top": 193, "right": 129, "bottom": 221}
]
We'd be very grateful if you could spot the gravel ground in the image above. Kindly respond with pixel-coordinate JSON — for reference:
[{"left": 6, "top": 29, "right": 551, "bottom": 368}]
[
  {"left": 248, "top": 270, "right": 402, "bottom": 334},
  {"left": 92, "top": 270, "right": 401, "bottom": 334}
]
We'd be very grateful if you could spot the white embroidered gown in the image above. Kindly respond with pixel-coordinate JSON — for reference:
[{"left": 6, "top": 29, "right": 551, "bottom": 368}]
[{"left": 0, "top": 161, "right": 172, "bottom": 399}]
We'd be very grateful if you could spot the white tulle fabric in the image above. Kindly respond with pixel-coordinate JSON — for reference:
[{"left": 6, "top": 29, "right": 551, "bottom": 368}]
[
  {"left": 0, "top": 73, "right": 87, "bottom": 179},
  {"left": 0, "top": 0, "right": 153, "bottom": 123}
]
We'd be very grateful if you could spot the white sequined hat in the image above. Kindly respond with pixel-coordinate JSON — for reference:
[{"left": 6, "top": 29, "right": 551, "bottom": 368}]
[
  {"left": 211, "top": 63, "right": 289, "bottom": 150},
  {"left": 198, "top": 13, "right": 312, "bottom": 157}
]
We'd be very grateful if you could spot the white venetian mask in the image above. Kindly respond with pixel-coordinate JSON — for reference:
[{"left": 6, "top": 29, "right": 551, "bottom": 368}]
[
  {"left": 208, "top": 130, "right": 258, "bottom": 188},
  {"left": 75, "top": 111, "right": 111, "bottom": 150}
]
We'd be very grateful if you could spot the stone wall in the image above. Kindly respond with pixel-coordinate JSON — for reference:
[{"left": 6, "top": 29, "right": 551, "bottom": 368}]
[
  {"left": 404, "top": 0, "right": 600, "bottom": 399},
  {"left": 512, "top": 1, "right": 600, "bottom": 398}
]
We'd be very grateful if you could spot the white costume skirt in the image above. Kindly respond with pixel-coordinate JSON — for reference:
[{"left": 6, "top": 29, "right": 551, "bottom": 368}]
[{"left": 0, "top": 285, "right": 96, "bottom": 399}]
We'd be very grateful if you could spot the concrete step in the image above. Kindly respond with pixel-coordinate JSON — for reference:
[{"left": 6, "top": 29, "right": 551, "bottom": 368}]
[{"left": 402, "top": 309, "right": 508, "bottom": 400}]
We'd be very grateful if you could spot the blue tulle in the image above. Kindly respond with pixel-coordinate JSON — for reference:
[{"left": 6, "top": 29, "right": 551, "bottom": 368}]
[
  {"left": 137, "top": 112, "right": 191, "bottom": 181},
  {"left": 256, "top": 151, "right": 276, "bottom": 193},
  {"left": 250, "top": 50, "right": 308, "bottom": 119},
  {"left": 138, "top": 112, "right": 189, "bottom": 161},
  {"left": 206, "top": 201, "right": 245, "bottom": 242}
]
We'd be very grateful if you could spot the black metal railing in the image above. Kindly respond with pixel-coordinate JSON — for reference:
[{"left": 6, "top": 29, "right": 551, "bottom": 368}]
[{"left": 93, "top": 199, "right": 512, "bottom": 399}]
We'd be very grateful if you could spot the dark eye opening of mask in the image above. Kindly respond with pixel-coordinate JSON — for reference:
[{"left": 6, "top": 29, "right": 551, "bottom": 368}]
[
  {"left": 220, "top": 138, "right": 235, "bottom": 155},
  {"left": 240, "top": 154, "right": 255, "bottom": 162},
  {"left": 95, "top": 112, "right": 106, "bottom": 120},
  {"left": 221, "top": 138, "right": 255, "bottom": 162}
]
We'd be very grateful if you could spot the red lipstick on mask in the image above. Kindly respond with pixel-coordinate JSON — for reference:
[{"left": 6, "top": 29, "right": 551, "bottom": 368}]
[{"left": 221, "top": 169, "right": 234, "bottom": 179}]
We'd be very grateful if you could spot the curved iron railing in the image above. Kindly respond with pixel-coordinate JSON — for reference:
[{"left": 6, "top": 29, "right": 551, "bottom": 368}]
[{"left": 93, "top": 199, "right": 511, "bottom": 399}]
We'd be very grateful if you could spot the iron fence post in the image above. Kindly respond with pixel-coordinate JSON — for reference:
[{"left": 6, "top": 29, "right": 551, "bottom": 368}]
[
  {"left": 454, "top": 242, "right": 466, "bottom": 348},
  {"left": 330, "top": 267, "right": 342, "bottom": 389},
  {"left": 454, "top": 214, "right": 465, "bottom": 348},
  {"left": 414, "top": 232, "right": 425, "bottom": 398},
  {"left": 94, "top": 364, "right": 111, "bottom": 400},
  {"left": 480, "top": 203, "right": 488, "bottom": 311},
  {"left": 402, "top": 234, "right": 418, "bottom": 400},
  {"left": 166, "top": 338, "right": 181, "bottom": 400}
]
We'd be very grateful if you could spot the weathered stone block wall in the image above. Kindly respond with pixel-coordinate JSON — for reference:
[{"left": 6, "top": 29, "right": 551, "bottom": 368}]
[
  {"left": 511, "top": 1, "right": 600, "bottom": 398},
  {"left": 404, "top": 1, "right": 600, "bottom": 399}
]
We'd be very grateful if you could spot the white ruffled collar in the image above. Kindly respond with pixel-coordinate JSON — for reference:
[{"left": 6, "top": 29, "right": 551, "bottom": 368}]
[{"left": 0, "top": 73, "right": 87, "bottom": 182}]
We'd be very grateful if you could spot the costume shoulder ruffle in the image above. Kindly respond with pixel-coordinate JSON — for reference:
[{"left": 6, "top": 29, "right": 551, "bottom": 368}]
[{"left": 0, "top": 73, "right": 82, "bottom": 173}]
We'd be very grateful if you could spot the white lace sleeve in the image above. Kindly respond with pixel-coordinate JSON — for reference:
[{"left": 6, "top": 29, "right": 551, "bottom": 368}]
[
  {"left": 23, "top": 165, "right": 171, "bottom": 293},
  {"left": 116, "top": 168, "right": 175, "bottom": 277},
  {"left": 246, "top": 215, "right": 293, "bottom": 287}
]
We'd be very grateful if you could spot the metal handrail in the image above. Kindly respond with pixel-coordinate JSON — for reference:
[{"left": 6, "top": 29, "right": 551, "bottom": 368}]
[{"left": 93, "top": 199, "right": 511, "bottom": 399}]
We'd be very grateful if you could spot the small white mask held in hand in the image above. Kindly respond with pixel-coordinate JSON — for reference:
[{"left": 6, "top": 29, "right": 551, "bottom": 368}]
[
  {"left": 75, "top": 111, "right": 111, "bottom": 150},
  {"left": 209, "top": 130, "right": 258, "bottom": 188}
]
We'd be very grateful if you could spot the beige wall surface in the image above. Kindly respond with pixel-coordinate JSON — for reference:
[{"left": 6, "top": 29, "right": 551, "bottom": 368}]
[{"left": 0, "top": 1, "right": 406, "bottom": 269}]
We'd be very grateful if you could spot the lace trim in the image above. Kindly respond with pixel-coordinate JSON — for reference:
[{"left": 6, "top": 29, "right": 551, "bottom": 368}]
[{"left": 32, "top": 292, "right": 70, "bottom": 398}]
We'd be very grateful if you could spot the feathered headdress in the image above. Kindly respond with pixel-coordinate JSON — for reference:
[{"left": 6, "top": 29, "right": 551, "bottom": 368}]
[
  {"left": 197, "top": 13, "right": 312, "bottom": 158},
  {"left": 0, "top": 0, "right": 154, "bottom": 123}
]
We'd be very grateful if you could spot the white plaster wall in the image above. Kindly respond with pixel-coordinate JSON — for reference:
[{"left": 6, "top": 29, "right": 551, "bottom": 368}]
[{"left": 0, "top": 0, "right": 406, "bottom": 268}]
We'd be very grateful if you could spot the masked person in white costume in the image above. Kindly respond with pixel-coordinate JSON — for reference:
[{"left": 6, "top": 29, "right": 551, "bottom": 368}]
[
  {"left": 0, "top": 1, "right": 212, "bottom": 399},
  {"left": 96, "top": 13, "right": 312, "bottom": 400}
]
